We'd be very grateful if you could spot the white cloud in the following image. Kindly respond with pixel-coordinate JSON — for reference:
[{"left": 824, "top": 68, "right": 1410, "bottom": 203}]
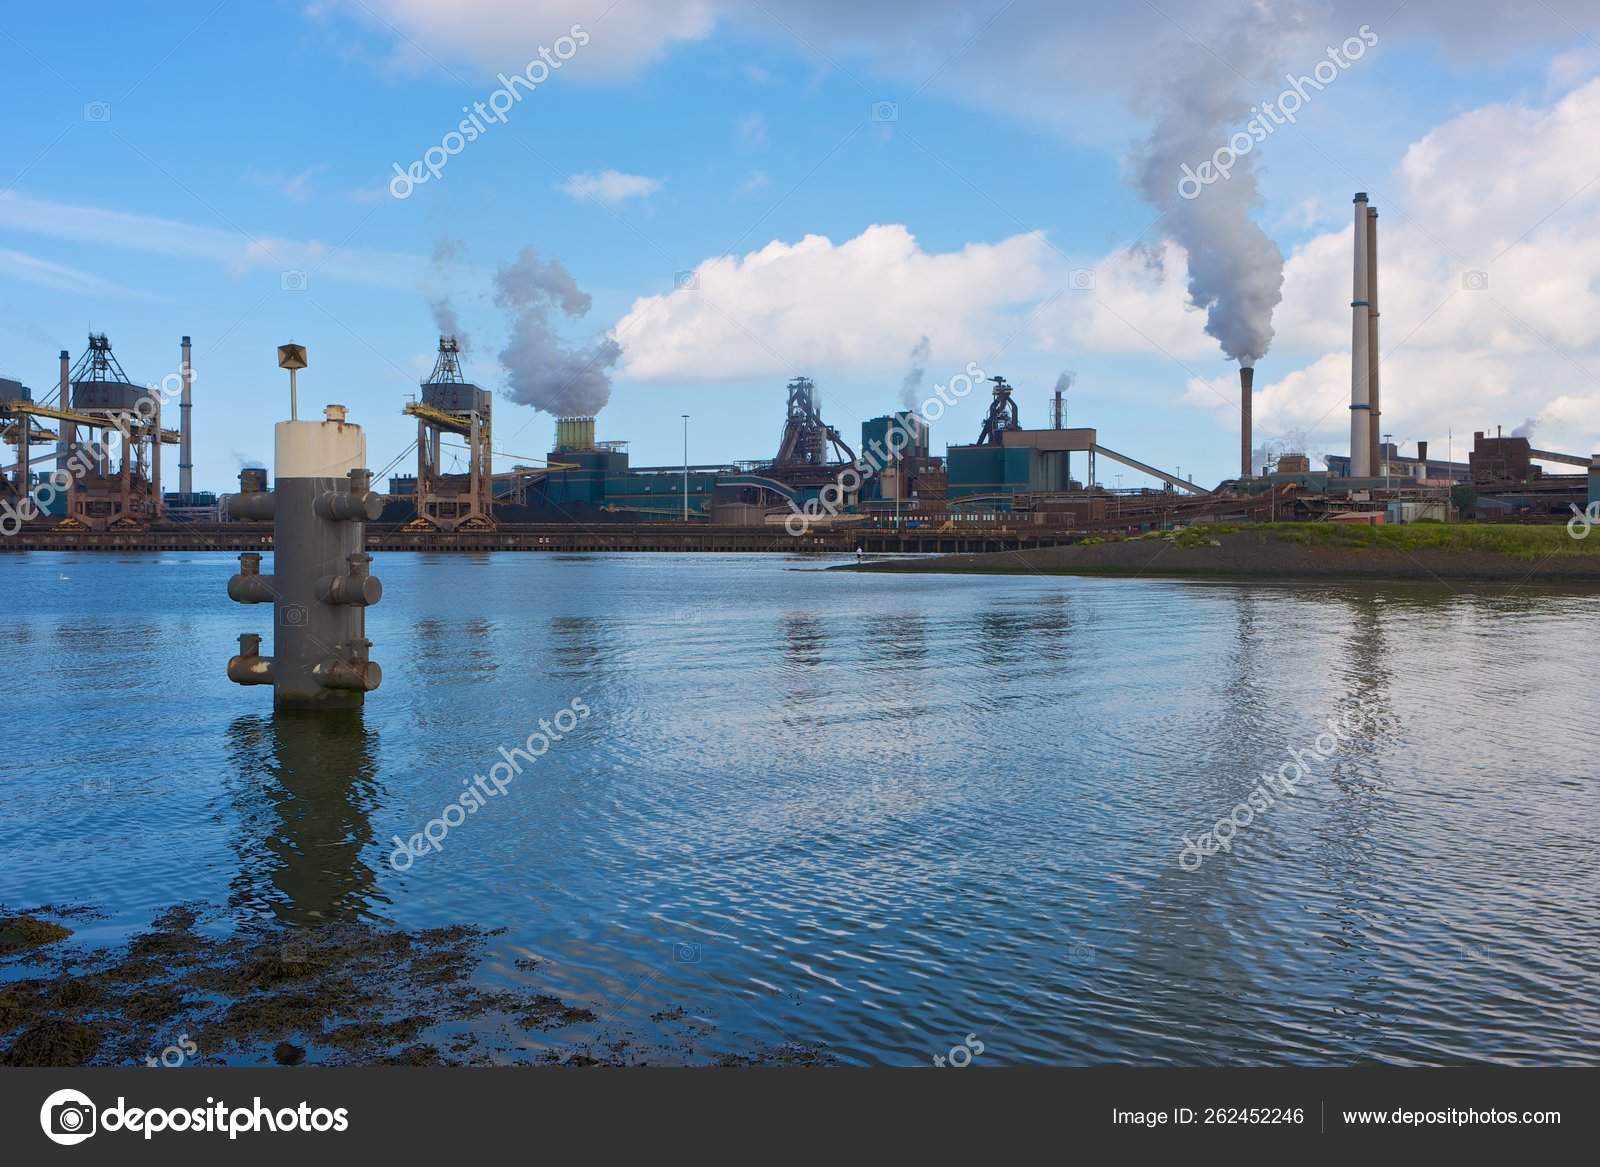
[
  {"left": 246, "top": 164, "right": 330, "bottom": 202},
  {"left": 327, "top": 0, "right": 716, "bottom": 77},
  {"left": 558, "top": 169, "right": 663, "bottom": 204},
  {"left": 737, "top": 169, "right": 771, "bottom": 194},
  {"left": 614, "top": 223, "right": 1051, "bottom": 381},
  {"left": 0, "top": 189, "right": 423, "bottom": 288},
  {"left": 0, "top": 248, "right": 140, "bottom": 297},
  {"left": 329, "top": 2, "right": 1598, "bottom": 142},
  {"left": 735, "top": 111, "right": 766, "bottom": 146}
]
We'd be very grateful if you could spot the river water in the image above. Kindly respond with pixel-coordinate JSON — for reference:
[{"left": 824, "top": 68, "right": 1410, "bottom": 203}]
[{"left": 1, "top": 551, "right": 1595, "bottom": 1065}]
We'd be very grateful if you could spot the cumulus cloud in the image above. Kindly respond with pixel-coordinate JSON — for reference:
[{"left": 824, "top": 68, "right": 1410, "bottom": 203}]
[
  {"left": 613, "top": 223, "right": 1051, "bottom": 381},
  {"left": 559, "top": 169, "right": 663, "bottom": 204}
]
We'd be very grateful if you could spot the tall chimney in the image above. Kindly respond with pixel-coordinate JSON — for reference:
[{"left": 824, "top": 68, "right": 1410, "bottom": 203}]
[
  {"left": 1417, "top": 440, "right": 1428, "bottom": 466},
  {"left": 1240, "top": 366, "right": 1254, "bottom": 480},
  {"left": 179, "top": 335, "right": 193, "bottom": 496},
  {"left": 1349, "top": 192, "right": 1372, "bottom": 477},
  {"left": 1367, "top": 206, "right": 1381, "bottom": 474},
  {"left": 56, "top": 349, "right": 72, "bottom": 481}
]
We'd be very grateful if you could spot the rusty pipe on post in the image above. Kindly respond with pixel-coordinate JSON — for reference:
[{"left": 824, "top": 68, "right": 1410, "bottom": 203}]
[
  {"left": 227, "top": 633, "right": 275, "bottom": 686},
  {"left": 312, "top": 638, "right": 382, "bottom": 692},
  {"left": 317, "top": 552, "right": 383, "bottom": 607},
  {"left": 227, "top": 551, "right": 276, "bottom": 604}
]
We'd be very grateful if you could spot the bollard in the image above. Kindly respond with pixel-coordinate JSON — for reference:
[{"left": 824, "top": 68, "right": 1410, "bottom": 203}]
[{"left": 224, "top": 384, "right": 383, "bottom": 711}]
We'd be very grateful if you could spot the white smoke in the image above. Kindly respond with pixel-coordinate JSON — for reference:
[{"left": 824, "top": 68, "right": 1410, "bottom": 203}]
[
  {"left": 493, "top": 247, "right": 621, "bottom": 416},
  {"left": 1128, "top": 6, "right": 1300, "bottom": 367},
  {"left": 898, "top": 335, "right": 930, "bottom": 410},
  {"left": 1511, "top": 416, "right": 1538, "bottom": 439},
  {"left": 428, "top": 237, "right": 470, "bottom": 351}
]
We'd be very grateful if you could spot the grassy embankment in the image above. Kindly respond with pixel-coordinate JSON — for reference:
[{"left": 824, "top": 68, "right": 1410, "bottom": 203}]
[{"left": 1144, "top": 522, "right": 1600, "bottom": 559}]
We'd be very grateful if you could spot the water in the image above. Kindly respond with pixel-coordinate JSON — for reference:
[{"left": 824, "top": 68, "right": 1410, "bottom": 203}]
[{"left": 1, "top": 551, "right": 1596, "bottom": 1065}]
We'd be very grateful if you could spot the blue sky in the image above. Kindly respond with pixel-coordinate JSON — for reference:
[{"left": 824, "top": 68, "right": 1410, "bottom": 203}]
[{"left": 3, "top": 1, "right": 1598, "bottom": 489}]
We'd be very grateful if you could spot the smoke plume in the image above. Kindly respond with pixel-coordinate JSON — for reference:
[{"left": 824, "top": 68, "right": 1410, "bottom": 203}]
[
  {"left": 1128, "top": 10, "right": 1297, "bottom": 367},
  {"left": 1511, "top": 417, "right": 1538, "bottom": 439},
  {"left": 1053, "top": 369, "right": 1075, "bottom": 395},
  {"left": 493, "top": 246, "right": 621, "bottom": 416},
  {"left": 428, "top": 238, "right": 470, "bottom": 351},
  {"left": 898, "top": 335, "right": 931, "bottom": 409}
]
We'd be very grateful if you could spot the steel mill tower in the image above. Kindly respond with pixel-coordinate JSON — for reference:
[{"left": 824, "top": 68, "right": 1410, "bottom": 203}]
[{"left": 226, "top": 344, "right": 383, "bottom": 710}]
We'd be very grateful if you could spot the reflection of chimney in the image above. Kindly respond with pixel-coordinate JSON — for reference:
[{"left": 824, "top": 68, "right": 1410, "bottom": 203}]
[
  {"left": 179, "top": 335, "right": 194, "bottom": 495},
  {"left": 1240, "top": 366, "right": 1254, "bottom": 480},
  {"left": 1349, "top": 192, "right": 1372, "bottom": 477},
  {"left": 1367, "top": 206, "right": 1381, "bottom": 474}
]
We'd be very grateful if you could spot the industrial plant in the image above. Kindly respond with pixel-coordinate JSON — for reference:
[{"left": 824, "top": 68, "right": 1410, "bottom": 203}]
[{"left": 3, "top": 190, "right": 1596, "bottom": 553}]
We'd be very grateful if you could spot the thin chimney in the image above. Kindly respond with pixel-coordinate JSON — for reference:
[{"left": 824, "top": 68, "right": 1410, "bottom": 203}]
[
  {"left": 179, "top": 335, "right": 193, "bottom": 496},
  {"left": 1367, "top": 206, "right": 1381, "bottom": 474},
  {"left": 56, "top": 349, "right": 72, "bottom": 481},
  {"left": 1349, "top": 192, "right": 1372, "bottom": 477},
  {"left": 1240, "top": 366, "right": 1254, "bottom": 480}
]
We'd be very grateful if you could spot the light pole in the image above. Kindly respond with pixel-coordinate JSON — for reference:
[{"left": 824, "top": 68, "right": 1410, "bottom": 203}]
[{"left": 681, "top": 414, "right": 689, "bottom": 521}]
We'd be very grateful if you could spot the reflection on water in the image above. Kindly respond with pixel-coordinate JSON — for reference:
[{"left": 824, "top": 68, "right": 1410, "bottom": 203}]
[
  {"left": 0, "top": 552, "right": 1595, "bottom": 1066},
  {"left": 224, "top": 712, "right": 383, "bottom": 927}
]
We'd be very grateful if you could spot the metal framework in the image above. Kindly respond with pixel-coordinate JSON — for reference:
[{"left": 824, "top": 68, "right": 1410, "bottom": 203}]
[
  {"left": 976, "top": 376, "right": 1020, "bottom": 445},
  {"left": 404, "top": 336, "right": 495, "bottom": 531},
  {"left": 54, "top": 334, "right": 179, "bottom": 530},
  {"left": 771, "top": 376, "right": 856, "bottom": 478}
]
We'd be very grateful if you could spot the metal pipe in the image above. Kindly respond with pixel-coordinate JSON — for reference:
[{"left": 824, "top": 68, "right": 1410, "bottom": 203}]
[
  {"left": 227, "top": 551, "right": 276, "bottom": 603},
  {"left": 179, "top": 335, "right": 193, "bottom": 495},
  {"left": 227, "top": 633, "right": 275, "bottom": 685},
  {"left": 1349, "top": 192, "right": 1372, "bottom": 478}
]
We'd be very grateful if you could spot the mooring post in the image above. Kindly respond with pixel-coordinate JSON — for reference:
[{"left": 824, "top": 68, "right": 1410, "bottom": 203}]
[{"left": 224, "top": 347, "right": 383, "bottom": 710}]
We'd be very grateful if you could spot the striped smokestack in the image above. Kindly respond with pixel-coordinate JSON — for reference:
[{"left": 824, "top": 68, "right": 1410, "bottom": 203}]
[{"left": 1240, "top": 366, "right": 1254, "bottom": 479}]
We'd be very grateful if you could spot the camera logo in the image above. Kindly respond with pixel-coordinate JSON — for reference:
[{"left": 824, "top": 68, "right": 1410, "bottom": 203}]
[
  {"left": 40, "top": 1088, "right": 97, "bottom": 1146},
  {"left": 673, "top": 941, "right": 701, "bottom": 963},
  {"left": 280, "top": 603, "right": 308, "bottom": 626}
]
